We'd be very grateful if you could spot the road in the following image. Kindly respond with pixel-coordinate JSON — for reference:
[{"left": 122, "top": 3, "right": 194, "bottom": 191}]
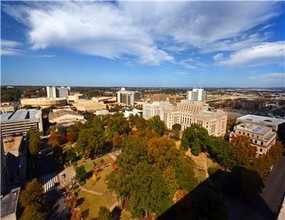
[
  {"left": 260, "top": 155, "right": 285, "bottom": 215},
  {"left": 242, "top": 155, "right": 285, "bottom": 220}
]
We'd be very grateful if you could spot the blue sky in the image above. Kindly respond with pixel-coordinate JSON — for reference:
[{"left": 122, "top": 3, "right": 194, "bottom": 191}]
[{"left": 1, "top": 1, "right": 284, "bottom": 87}]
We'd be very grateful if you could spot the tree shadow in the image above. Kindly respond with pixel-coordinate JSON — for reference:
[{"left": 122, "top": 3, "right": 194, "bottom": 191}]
[
  {"left": 76, "top": 197, "right": 85, "bottom": 206},
  {"left": 157, "top": 166, "right": 278, "bottom": 220},
  {"left": 111, "top": 206, "right": 122, "bottom": 220}
]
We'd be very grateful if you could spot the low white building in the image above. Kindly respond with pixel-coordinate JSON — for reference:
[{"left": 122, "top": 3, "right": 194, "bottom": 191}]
[{"left": 49, "top": 108, "right": 86, "bottom": 127}]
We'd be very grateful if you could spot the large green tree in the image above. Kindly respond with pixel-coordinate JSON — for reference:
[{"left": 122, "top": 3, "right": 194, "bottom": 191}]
[
  {"left": 182, "top": 124, "right": 209, "bottom": 154},
  {"left": 20, "top": 179, "right": 46, "bottom": 219},
  {"left": 107, "top": 135, "right": 197, "bottom": 218},
  {"left": 147, "top": 116, "right": 165, "bottom": 136},
  {"left": 28, "top": 128, "right": 41, "bottom": 155},
  {"left": 76, "top": 127, "right": 105, "bottom": 158}
]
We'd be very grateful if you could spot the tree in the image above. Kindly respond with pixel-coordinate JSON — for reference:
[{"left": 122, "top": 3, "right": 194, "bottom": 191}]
[
  {"left": 21, "top": 205, "right": 46, "bottom": 220},
  {"left": 112, "top": 133, "right": 122, "bottom": 148},
  {"left": 76, "top": 127, "right": 105, "bottom": 158},
  {"left": 49, "top": 130, "right": 61, "bottom": 147},
  {"left": 180, "top": 135, "right": 190, "bottom": 151},
  {"left": 66, "top": 133, "right": 77, "bottom": 143},
  {"left": 28, "top": 128, "right": 41, "bottom": 155},
  {"left": 230, "top": 135, "right": 256, "bottom": 167},
  {"left": 75, "top": 166, "right": 88, "bottom": 183},
  {"left": 191, "top": 139, "right": 201, "bottom": 156},
  {"left": 183, "top": 124, "right": 209, "bottom": 153},
  {"left": 66, "top": 148, "right": 77, "bottom": 163},
  {"left": 147, "top": 115, "right": 165, "bottom": 136},
  {"left": 172, "top": 123, "right": 181, "bottom": 131},
  {"left": 107, "top": 135, "right": 198, "bottom": 218},
  {"left": 106, "top": 114, "right": 130, "bottom": 137},
  {"left": 20, "top": 179, "right": 46, "bottom": 219},
  {"left": 97, "top": 206, "right": 112, "bottom": 220}
]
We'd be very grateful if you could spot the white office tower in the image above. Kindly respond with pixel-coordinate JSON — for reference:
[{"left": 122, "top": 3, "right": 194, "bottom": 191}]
[
  {"left": 187, "top": 88, "right": 206, "bottom": 102},
  {"left": 47, "top": 86, "right": 57, "bottom": 98},
  {"left": 46, "top": 86, "right": 70, "bottom": 98},
  {"left": 116, "top": 88, "right": 140, "bottom": 106}
]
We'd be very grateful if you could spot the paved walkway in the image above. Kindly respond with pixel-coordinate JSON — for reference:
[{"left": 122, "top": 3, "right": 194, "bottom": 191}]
[{"left": 78, "top": 184, "right": 104, "bottom": 196}]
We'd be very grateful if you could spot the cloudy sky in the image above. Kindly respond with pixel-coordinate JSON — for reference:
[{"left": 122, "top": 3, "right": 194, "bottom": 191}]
[{"left": 1, "top": 1, "right": 284, "bottom": 87}]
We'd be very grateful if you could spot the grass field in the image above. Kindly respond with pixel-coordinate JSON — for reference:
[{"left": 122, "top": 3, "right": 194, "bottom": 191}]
[
  {"left": 83, "top": 165, "right": 114, "bottom": 193},
  {"left": 77, "top": 163, "right": 117, "bottom": 219},
  {"left": 77, "top": 190, "right": 117, "bottom": 219}
]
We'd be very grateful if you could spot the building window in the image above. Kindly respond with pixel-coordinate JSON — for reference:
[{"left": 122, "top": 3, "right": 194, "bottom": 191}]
[
  {"left": 239, "top": 131, "right": 241, "bottom": 134},
  {"left": 260, "top": 149, "right": 262, "bottom": 152},
  {"left": 261, "top": 142, "right": 263, "bottom": 146},
  {"left": 255, "top": 140, "right": 257, "bottom": 144}
]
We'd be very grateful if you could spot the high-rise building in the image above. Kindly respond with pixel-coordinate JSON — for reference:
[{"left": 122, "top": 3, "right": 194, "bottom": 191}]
[
  {"left": 46, "top": 86, "right": 70, "bottom": 98},
  {"left": 116, "top": 88, "right": 140, "bottom": 106},
  {"left": 187, "top": 88, "right": 206, "bottom": 102}
]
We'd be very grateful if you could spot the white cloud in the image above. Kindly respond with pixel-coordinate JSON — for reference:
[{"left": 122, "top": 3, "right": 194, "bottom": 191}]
[
  {"left": 217, "top": 41, "right": 284, "bottom": 67},
  {"left": 248, "top": 73, "right": 285, "bottom": 87},
  {"left": 1, "top": 39, "right": 23, "bottom": 56},
  {"left": 37, "top": 54, "right": 56, "bottom": 58},
  {"left": 213, "top": 53, "right": 223, "bottom": 62},
  {"left": 2, "top": 1, "right": 282, "bottom": 63}
]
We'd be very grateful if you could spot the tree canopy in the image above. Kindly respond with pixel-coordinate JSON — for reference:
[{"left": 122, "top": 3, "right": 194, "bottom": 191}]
[
  {"left": 20, "top": 179, "right": 46, "bottom": 219},
  {"left": 107, "top": 135, "right": 197, "bottom": 218},
  {"left": 147, "top": 115, "right": 166, "bottom": 136},
  {"left": 28, "top": 128, "right": 41, "bottom": 155}
]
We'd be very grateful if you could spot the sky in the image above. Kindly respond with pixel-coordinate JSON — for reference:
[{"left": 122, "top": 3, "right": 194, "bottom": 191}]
[{"left": 1, "top": 1, "right": 285, "bottom": 88}]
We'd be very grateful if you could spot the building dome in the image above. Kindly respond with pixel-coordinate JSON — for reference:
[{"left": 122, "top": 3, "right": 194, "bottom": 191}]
[{"left": 120, "top": 87, "right": 126, "bottom": 91}]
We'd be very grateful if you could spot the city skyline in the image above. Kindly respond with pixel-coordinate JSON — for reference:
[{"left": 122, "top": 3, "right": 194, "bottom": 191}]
[{"left": 1, "top": 1, "right": 285, "bottom": 87}]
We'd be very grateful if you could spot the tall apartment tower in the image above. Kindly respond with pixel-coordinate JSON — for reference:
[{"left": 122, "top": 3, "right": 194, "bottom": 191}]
[
  {"left": 187, "top": 88, "right": 206, "bottom": 102},
  {"left": 46, "top": 86, "right": 70, "bottom": 98},
  {"left": 116, "top": 88, "right": 140, "bottom": 106}
]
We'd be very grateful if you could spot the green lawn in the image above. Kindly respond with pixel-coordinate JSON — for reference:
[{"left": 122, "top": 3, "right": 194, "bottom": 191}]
[
  {"left": 83, "top": 165, "right": 114, "bottom": 193},
  {"left": 77, "top": 162, "right": 117, "bottom": 219},
  {"left": 77, "top": 190, "right": 117, "bottom": 219}
]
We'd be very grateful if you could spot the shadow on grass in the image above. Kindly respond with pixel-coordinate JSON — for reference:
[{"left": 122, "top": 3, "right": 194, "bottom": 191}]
[{"left": 157, "top": 166, "right": 277, "bottom": 220}]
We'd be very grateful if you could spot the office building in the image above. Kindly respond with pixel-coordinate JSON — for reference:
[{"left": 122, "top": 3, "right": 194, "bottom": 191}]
[
  {"left": 46, "top": 86, "right": 70, "bottom": 98},
  {"left": 0, "top": 109, "right": 43, "bottom": 137},
  {"left": 2, "top": 136, "right": 27, "bottom": 183},
  {"left": 177, "top": 100, "right": 227, "bottom": 136},
  {"left": 187, "top": 88, "right": 206, "bottom": 102},
  {"left": 116, "top": 88, "right": 140, "bottom": 106},
  {"left": 72, "top": 99, "right": 106, "bottom": 112},
  {"left": 230, "top": 123, "right": 276, "bottom": 155},
  {"left": 236, "top": 115, "right": 285, "bottom": 132},
  {"left": 229, "top": 115, "right": 285, "bottom": 156},
  {"left": 143, "top": 100, "right": 227, "bottom": 136},
  {"left": 20, "top": 97, "right": 67, "bottom": 108}
]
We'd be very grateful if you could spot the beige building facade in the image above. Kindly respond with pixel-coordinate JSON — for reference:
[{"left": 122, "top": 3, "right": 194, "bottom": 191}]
[
  {"left": 230, "top": 123, "right": 277, "bottom": 155},
  {"left": 143, "top": 100, "right": 227, "bottom": 137},
  {"left": 20, "top": 97, "right": 67, "bottom": 108}
]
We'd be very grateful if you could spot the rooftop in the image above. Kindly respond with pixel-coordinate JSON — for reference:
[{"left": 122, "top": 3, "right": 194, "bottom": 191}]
[
  {"left": 235, "top": 124, "right": 271, "bottom": 135},
  {"left": 0, "top": 109, "right": 41, "bottom": 123},
  {"left": 237, "top": 114, "right": 285, "bottom": 126},
  {"left": 2, "top": 136, "right": 23, "bottom": 157},
  {"left": 49, "top": 109, "right": 83, "bottom": 120},
  {"left": 1, "top": 187, "right": 20, "bottom": 218}
]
